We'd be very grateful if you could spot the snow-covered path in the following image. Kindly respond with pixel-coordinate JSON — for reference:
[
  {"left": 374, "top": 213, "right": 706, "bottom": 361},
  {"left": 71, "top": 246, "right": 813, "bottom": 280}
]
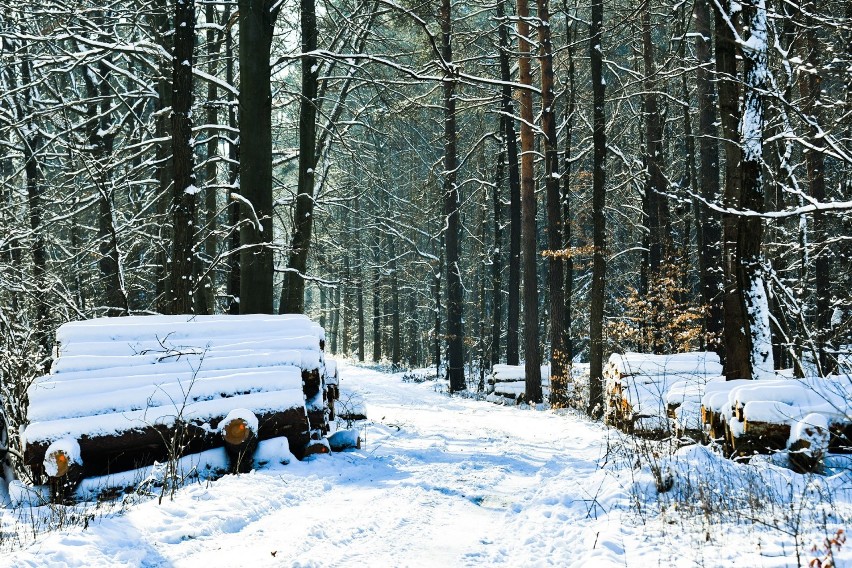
[{"left": 2, "top": 363, "right": 847, "bottom": 567}]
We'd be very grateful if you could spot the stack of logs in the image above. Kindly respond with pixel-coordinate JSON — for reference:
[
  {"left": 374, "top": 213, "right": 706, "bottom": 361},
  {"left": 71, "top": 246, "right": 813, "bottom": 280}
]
[
  {"left": 700, "top": 377, "right": 852, "bottom": 471},
  {"left": 21, "top": 314, "right": 339, "bottom": 501},
  {"left": 604, "top": 352, "right": 723, "bottom": 437}
]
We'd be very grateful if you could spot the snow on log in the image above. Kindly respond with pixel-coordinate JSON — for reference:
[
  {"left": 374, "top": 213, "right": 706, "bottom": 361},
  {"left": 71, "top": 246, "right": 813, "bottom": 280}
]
[
  {"left": 604, "top": 351, "right": 722, "bottom": 436},
  {"left": 487, "top": 364, "right": 551, "bottom": 401},
  {"left": 700, "top": 375, "right": 852, "bottom": 464},
  {"left": 22, "top": 315, "right": 333, "bottom": 495}
]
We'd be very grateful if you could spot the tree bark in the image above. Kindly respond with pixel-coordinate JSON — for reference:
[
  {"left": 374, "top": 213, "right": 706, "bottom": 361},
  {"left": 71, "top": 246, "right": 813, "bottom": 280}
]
[
  {"left": 517, "top": 0, "right": 542, "bottom": 403},
  {"left": 279, "top": 0, "right": 318, "bottom": 314},
  {"left": 440, "top": 0, "right": 465, "bottom": 392},
  {"left": 695, "top": 0, "right": 723, "bottom": 356},
  {"left": 238, "top": 0, "right": 279, "bottom": 314},
  {"left": 588, "top": 0, "right": 607, "bottom": 417},
  {"left": 714, "top": 0, "right": 750, "bottom": 380},
  {"left": 562, "top": 4, "right": 576, "bottom": 366},
  {"left": 225, "top": 13, "right": 240, "bottom": 315},
  {"left": 538, "top": 0, "right": 566, "bottom": 403},
  {"left": 737, "top": 0, "right": 773, "bottom": 379},
  {"left": 169, "top": 0, "right": 197, "bottom": 314},
  {"left": 498, "top": 0, "right": 522, "bottom": 366},
  {"left": 798, "top": 0, "right": 832, "bottom": 375},
  {"left": 491, "top": 146, "right": 504, "bottom": 367}
]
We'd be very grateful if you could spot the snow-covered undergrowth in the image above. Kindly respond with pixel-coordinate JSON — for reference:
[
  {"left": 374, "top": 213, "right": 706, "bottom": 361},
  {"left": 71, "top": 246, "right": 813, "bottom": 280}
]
[{"left": 1, "top": 362, "right": 850, "bottom": 567}]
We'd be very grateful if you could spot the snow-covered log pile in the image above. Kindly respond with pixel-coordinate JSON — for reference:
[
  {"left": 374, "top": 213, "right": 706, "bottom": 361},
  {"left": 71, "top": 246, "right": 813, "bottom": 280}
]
[
  {"left": 700, "top": 375, "right": 852, "bottom": 470},
  {"left": 22, "top": 315, "right": 337, "bottom": 500},
  {"left": 486, "top": 364, "right": 551, "bottom": 402},
  {"left": 604, "top": 352, "right": 723, "bottom": 436}
]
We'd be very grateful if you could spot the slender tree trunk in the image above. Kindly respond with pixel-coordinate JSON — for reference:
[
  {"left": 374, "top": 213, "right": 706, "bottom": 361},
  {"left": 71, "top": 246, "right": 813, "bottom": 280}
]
[
  {"left": 562, "top": 4, "right": 576, "bottom": 365},
  {"left": 641, "top": 0, "right": 673, "bottom": 353},
  {"left": 498, "top": 0, "right": 522, "bottom": 366},
  {"left": 342, "top": 254, "right": 351, "bottom": 356},
  {"left": 199, "top": 3, "right": 221, "bottom": 315},
  {"left": 280, "top": 0, "right": 318, "bottom": 314},
  {"left": 433, "top": 250, "right": 442, "bottom": 372},
  {"left": 588, "top": 0, "right": 607, "bottom": 417},
  {"left": 155, "top": 0, "right": 174, "bottom": 313},
  {"left": 491, "top": 147, "right": 504, "bottom": 367},
  {"left": 538, "top": 0, "right": 566, "bottom": 403},
  {"left": 355, "top": 198, "right": 366, "bottom": 361},
  {"left": 440, "top": 0, "right": 465, "bottom": 391},
  {"left": 373, "top": 238, "right": 382, "bottom": 363},
  {"left": 169, "top": 0, "right": 197, "bottom": 314},
  {"left": 19, "top": 49, "right": 51, "bottom": 356},
  {"left": 517, "top": 0, "right": 542, "bottom": 403},
  {"left": 695, "top": 0, "right": 723, "bottom": 356},
  {"left": 714, "top": 0, "right": 750, "bottom": 380},
  {"left": 798, "top": 0, "right": 832, "bottom": 375},
  {"left": 238, "top": 0, "right": 279, "bottom": 314},
  {"left": 225, "top": 15, "right": 240, "bottom": 315}
]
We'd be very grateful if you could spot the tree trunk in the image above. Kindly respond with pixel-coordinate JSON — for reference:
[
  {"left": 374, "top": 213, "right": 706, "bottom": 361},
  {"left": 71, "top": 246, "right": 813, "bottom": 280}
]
[
  {"left": 738, "top": 0, "right": 773, "bottom": 379},
  {"left": 373, "top": 240, "right": 382, "bottom": 363},
  {"left": 538, "top": 0, "right": 566, "bottom": 403},
  {"left": 562, "top": 4, "right": 576, "bottom": 366},
  {"left": 491, "top": 146, "right": 504, "bottom": 367},
  {"left": 238, "top": 0, "right": 279, "bottom": 314},
  {"left": 588, "top": 0, "right": 607, "bottom": 417},
  {"left": 198, "top": 2, "right": 222, "bottom": 315},
  {"left": 355, "top": 203, "right": 366, "bottom": 362},
  {"left": 714, "top": 0, "right": 750, "bottom": 380},
  {"left": 517, "top": 0, "right": 542, "bottom": 403},
  {"left": 19, "top": 48, "right": 51, "bottom": 357},
  {"left": 225, "top": 15, "right": 240, "bottom": 315},
  {"left": 155, "top": 0, "right": 174, "bottom": 314},
  {"left": 279, "top": 0, "right": 318, "bottom": 314},
  {"left": 695, "top": 0, "right": 723, "bottom": 356},
  {"left": 798, "top": 0, "right": 832, "bottom": 375},
  {"left": 440, "top": 0, "right": 465, "bottom": 392},
  {"left": 169, "top": 0, "right": 197, "bottom": 314},
  {"left": 498, "top": 0, "right": 522, "bottom": 366}
]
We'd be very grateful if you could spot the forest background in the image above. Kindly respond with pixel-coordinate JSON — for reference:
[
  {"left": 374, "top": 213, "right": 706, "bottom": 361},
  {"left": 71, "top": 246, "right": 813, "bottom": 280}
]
[{"left": 0, "top": 0, "right": 850, "bottom": 434}]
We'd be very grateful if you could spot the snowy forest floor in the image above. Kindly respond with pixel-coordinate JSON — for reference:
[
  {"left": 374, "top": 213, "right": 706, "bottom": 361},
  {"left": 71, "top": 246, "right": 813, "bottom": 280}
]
[{"left": 2, "top": 363, "right": 852, "bottom": 567}]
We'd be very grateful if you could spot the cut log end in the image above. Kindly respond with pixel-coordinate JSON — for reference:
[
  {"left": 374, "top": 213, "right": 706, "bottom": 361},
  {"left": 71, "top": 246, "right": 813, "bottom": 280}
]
[{"left": 223, "top": 418, "right": 252, "bottom": 446}]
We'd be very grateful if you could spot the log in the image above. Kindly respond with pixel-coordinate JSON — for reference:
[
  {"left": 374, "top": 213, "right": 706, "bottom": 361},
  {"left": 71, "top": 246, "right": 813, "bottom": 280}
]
[
  {"left": 733, "top": 419, "right": 790, "bottom": 457},
  {"left": 302, "top": 368, "right": 322, "bottom": 399},
  {"left": 25, "top": 406, "right": 310, "bottom": 480},
  {"left": 221, "top": 410, "right": 259, "bottom": 473}
]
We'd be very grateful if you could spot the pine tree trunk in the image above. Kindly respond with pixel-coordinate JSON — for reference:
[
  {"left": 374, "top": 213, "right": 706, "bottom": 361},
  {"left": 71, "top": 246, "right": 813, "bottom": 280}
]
[
  {"left": 517, "top": 0, "right": 542, "bottom": 403},
  {"left": 714, "top": 0, "right": 750, "bottom": 380},
  {"left": 588, "top": 0, "right": 607, "bottom": 417},
  {"left": 169, "top": 0, "right": 197, "bottom": 314},
  {"left": 492, "top": 147, "right": 504, "bottom": 367},
  {"left": 20, "top": 48, "right": 51, "bottom": 357},
  {"left": 155, "top": 0, "right": 174, "bottom": 314},
  {"left": 199, "top": 2, "right": 221, "bottom": 315},
  {"left": 225, "top": 16, "right": 240, "bottom": 315},
  {"left": 695, "top": 0, "right": 723, "bottom": 356},
  {"left": 538, "top": 0, "right": 566, "bottom": 403},
  {"left": 238, "top": 0, "right": 278, "bottom": 314},
  {"left": 440, "top": 0, "right": 465, "bottom": 392},
  {"left": 562, "top": 6, "right": 576, "bottom": 365},
  {"left": 498, "top": 0, "right": 522, "bottom": 366},
  {"left": 798, "top": 0, "right": 832, "bottom": 375},
  {"left": 279, "top": 0, "right": 317, "bottom": 314}
]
